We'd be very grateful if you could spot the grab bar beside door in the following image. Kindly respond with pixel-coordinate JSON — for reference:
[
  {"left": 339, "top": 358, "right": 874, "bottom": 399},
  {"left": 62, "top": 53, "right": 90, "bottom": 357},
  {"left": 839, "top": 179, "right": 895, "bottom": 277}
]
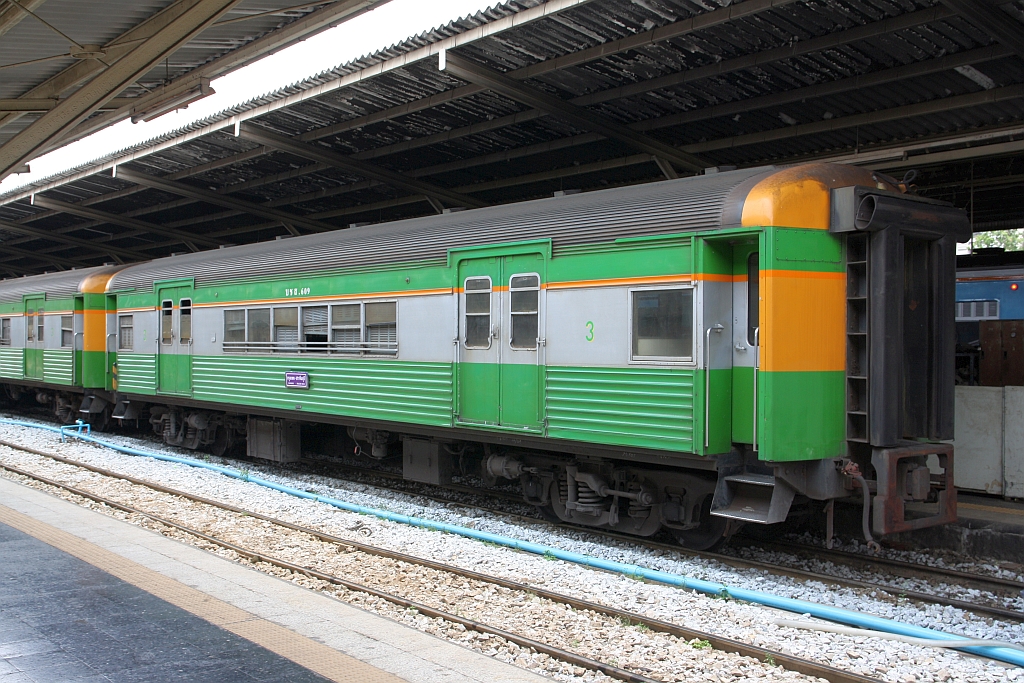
[{"left": 752, "top": 327, "right": 760, "bottom": 452}]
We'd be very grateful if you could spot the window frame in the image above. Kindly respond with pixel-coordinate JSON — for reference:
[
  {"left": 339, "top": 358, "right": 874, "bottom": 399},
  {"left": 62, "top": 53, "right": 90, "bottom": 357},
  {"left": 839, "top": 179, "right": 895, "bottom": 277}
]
[
  {"left": 627, "top": 284, "right": 696, "bottom": 365},
  {"left": 463, "top": 276, "right": 493, "bottom": 350},
  {"left": 160, "top": 300, "right": 174, "bottom": 345},
  {"left": 179, "top": 299, "right": 192, "bottom": 345},
  {"left": 508, "top": 272, "right": 540, "bottom": 351},
  {"left": 222, "top": 300, "right": 399, "bottom": 357},
  {"left": 363, "top": 300, "right": 398, "bottom": 352},
  {"left": 60, "top": 315, "right": 74, "bottom": 348},
  {"left": 330, "top": 302, "right": 362, "bottom": 352},
  {"left": 0, "top": 318, "right": 10, "bottom": 346},
  {"left": 118, "top": 315, "right": 134, "bottom": 351}
]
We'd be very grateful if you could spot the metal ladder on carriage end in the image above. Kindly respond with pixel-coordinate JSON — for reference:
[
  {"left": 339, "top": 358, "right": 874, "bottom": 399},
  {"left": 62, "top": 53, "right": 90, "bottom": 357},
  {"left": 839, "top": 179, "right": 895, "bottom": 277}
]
[{"left": 845, "top": 233, "right": 870, "bottom": 447}]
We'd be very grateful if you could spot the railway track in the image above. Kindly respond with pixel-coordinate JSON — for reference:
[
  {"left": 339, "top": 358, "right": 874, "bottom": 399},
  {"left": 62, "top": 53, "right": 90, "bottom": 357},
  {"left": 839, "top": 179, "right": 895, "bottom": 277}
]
[
  {"left": 294, "top": 458, "right": 1024, "bottom": 623},
  {"left": 0, "top": 437, "right": 884, "bottom": 683}
]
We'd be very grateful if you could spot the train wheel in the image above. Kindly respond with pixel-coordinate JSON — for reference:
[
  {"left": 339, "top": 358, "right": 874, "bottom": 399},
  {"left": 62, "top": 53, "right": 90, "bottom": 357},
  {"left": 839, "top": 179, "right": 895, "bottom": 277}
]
[
  {"left": 537, "top": 503, "right": 562, "bottom": 524},
  {"left": 671, "top": 494, "right": 728, "bottom": 551},
  {"left": 210, "top": 427, "right": 232, "bottom": 457}
]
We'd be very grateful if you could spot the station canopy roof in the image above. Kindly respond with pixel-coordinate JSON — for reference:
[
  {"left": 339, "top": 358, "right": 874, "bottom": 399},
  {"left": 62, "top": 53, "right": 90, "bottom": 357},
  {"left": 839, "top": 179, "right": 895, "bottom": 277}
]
[{"left": 0, "top": 0, "right": 1022, "bottom": 277}]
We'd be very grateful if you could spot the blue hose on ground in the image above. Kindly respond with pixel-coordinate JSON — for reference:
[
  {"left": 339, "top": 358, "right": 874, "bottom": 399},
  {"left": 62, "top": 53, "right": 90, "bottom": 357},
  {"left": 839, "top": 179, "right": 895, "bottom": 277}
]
[{"left": 2, "top": 417, "right": 1021, "bottom": 668}]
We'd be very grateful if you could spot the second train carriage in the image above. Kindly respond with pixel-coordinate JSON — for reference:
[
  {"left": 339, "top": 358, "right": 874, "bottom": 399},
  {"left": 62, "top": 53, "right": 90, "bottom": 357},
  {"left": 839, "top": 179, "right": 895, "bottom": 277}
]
[{"left": 0, "top": 163, "right": 970, "bottom": 548}]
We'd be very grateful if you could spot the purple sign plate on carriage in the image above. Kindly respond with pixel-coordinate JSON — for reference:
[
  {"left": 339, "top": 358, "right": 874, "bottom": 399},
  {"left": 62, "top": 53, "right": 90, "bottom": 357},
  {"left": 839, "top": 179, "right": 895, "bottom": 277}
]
[{"left": 285, "top": 371, "right": 309, "bottom": 389}]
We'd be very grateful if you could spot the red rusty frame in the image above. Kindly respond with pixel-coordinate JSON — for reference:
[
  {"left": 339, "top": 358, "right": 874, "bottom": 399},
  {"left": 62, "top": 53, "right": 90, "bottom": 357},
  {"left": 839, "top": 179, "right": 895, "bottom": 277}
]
[{"left": 871, "top": 442, "right": 957, "bottom": 535}]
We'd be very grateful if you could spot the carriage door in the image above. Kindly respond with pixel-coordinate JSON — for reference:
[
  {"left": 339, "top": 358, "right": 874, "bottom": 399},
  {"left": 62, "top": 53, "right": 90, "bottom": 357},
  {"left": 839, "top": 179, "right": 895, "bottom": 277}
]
[
  {"left": 456, "top": 253, "right": 543, "bottom": 431},
  {"left": 732, "top": 244, "right": 760, "bottom": 447},
  {"left": 457, "top": 258, "right": 501, "bottom": 425},
  {"left": 157, "top": 285, "right": 193, "bottom": 395},
  {"left": 24, "top": 296, "right": 44, "bottom": 380}
]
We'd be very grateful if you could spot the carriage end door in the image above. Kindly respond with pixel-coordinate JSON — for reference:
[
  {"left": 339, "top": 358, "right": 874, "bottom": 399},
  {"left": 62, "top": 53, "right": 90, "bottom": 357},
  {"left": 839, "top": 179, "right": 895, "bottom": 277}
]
[
  {"left": 731, "top": 243, "right": 760, "bottom": 447},
  {"left": 157, "top": 285, "right": 194, "bottom": 395}
]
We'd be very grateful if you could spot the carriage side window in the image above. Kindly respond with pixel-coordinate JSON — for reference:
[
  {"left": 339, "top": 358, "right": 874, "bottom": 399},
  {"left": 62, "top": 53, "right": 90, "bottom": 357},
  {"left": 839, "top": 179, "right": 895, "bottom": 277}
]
[
  {"left": 365, "top": 302, "right": 397, "bottom": 349},
  {"left": 302, "top": 306, "right": 328, "bottom": 347},
  {"left": 510, "top": 274, "right": 539, "bottom": 350},
  {"left": 161, "top": 300, "right": 173, "bottom": 344},
  {"left": 61, "top": 316, "right": 73, "bottom": 348},
  {"left": 26, "top": 309, "right": 34, "bottom": 342},
  {"left": 631, "top": 288, "right": 693, "bottom": 360},
  {"left": 179, "top": 299, "right": 192, "bottom": 344},
  {"left": 0, "top": 318, "right": 10, "bottom": 346},
  {"left": 274, "top": 307, "right": 298, "bottom": 350},
  {"left": 747, "top": 252, "right": 759, "bottom": 346},
  {"left": 331, "top": 304, "right": 360, "bottom": 348},
  {"left": 464, "top": 277, "right": 491, "bottom": 348},
  {"left": 224, "top": 310, "right": 246, "bottom": 344},
  {"left": 247, "top": 308, "right": 271, "bottom": 343},
  {"left": 222, "top": 302, "right": 397, "bottom": 354},
  {"left": 118, "top": 316, "right": 134, "bottom": 350}
]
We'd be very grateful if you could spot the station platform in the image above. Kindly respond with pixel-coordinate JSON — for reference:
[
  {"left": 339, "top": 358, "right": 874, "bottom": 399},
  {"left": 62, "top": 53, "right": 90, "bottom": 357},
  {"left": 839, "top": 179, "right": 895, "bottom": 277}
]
[
  {"left": 896, "top": 491, "right": 1024, "bottom": 564},
  {"left": 0, "top": 477, "right": 548, "bottom": 683}
]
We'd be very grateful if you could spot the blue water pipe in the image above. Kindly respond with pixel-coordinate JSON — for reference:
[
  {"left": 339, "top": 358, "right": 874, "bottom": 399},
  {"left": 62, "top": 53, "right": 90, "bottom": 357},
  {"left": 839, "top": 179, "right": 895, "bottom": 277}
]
[{"left": 2, "top": 417, "right": 1021, "bottom": 668}]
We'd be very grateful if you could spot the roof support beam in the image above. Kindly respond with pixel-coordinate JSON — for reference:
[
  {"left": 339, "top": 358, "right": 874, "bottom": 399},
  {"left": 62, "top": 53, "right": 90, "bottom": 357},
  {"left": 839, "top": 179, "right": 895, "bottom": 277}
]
[
  {"left": 939, "top": 0, "right": 1024, "bottom": 58},
  {"left": 441, "top": 53, "right": 708, "bottom": 174},
  {"left": 0, "top": 0, "right": 243, "bottom": 181},
  {"left": 0, "top": 237, "right": 95, "bottom": 269},
  {"left": 115, "top": 169, "right": 339, "bottom": 233},
  {"left": 0, "top": 97, "right": 136, "bottom": 113},
  {"left": 30, "top": 196, "right": 223, "bottom": 251},
  {"left": 238, "top": 125, "right": 489, "bottom": 209},
  {"left": 0, "top": 214, "right": 151, "bottom": 260},
  {"left": 55, "top": 0, "right": 391, "bottom": 149}
]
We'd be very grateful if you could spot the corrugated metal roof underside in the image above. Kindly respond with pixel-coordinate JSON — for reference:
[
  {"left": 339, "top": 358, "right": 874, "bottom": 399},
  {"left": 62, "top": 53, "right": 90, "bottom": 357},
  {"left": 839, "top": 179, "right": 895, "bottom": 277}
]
[{"left": 0, "top": 0, "right": 1021, "bottom": 277}]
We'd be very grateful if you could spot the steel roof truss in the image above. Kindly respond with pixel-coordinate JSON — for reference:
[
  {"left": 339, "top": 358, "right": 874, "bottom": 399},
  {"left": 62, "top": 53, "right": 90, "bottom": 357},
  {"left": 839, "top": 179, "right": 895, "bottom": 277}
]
[
  {"left": 29, "top": 196, "right": 220, "bottom": 252},
  {"left": 115, "top": 168, "right": 337, "bottom": 233},
  {"left": 238, "top": 125, "right": 489, "bottom": 209},
  {"left": 0, "top": 0, "right": 245, "bottom": 181}
]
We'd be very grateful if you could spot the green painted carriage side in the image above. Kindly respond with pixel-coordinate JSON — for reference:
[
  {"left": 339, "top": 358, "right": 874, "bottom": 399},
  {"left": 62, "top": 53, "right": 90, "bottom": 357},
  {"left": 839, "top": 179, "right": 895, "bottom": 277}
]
[
  {"left": 111, "top": 225, "right": 853, "bottom": 461},
  {"left": 755, "top": 227, "right": 847, "bottom": 462}
]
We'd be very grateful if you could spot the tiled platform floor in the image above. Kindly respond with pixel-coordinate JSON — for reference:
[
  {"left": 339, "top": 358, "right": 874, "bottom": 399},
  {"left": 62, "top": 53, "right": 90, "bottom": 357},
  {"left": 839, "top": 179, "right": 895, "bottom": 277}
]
[{"left": 0, "top": 476, "right": 549, "bottom": 683}]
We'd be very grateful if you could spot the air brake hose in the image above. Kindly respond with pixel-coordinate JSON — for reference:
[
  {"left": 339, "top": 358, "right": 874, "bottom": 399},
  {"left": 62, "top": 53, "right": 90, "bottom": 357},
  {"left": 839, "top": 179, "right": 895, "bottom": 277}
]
[
  {"left": 1, "top": 417, "right": 1021, "bottom": 669},
  {"left": 852, "top": 473, "right": 881, "bottom": 553}
]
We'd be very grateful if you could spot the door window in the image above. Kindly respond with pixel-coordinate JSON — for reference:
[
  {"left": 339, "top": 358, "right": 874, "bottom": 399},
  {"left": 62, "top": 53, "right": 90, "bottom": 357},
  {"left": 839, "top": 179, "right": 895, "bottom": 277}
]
[
  {"left": 509, "top": 274, "right": 539, "bottom": 349},
  {"left": 161, "top": 300, "right": 173, "bottom": 344},
  {"left": 747, "top": 252, "right": 759, "bottom": 345},
  {"left": 180, "top": 299, "right": 192, "bottom": 344},
  {"left": 464, "top": 277, "right": 492, "bottom": 348},
  {"left": 26, "top": 308, "right": 34, "bottom": 342}
]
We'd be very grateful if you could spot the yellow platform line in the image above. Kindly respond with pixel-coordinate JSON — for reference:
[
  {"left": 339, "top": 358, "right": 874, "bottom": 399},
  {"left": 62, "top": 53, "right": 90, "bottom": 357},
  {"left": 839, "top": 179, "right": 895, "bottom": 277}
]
[{"left": 0, "top": 503, "right": 403, "bottom": 683}]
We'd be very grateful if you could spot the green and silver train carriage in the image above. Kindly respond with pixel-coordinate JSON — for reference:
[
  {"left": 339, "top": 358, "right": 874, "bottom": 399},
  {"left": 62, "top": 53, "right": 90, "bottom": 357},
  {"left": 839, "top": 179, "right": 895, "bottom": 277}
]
[
  {"left": 0, "top": 163, "right": 969, "bottom": 548},
  {"left": 0, "top": 266, "right": 123, "bottom": 425}
]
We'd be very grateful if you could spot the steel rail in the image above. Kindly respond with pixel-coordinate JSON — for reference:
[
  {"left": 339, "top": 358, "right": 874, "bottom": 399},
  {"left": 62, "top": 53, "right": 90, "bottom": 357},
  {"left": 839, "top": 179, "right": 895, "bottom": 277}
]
[
  {"left": 0, "top": 442, "right": 879, "bottom": 683},
  {"left": 304, "top": 460, "right": 1024, "bottom": 622}
]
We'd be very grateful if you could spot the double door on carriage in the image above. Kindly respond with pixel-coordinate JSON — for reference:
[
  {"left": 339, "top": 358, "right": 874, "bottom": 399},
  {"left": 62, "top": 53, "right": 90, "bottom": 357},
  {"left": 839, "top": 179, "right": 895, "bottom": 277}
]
[
  {"left": 456, "top": 251, "right": 544, "bottom": 431},
  {"left": 156, "top": 284, "right": 194, "bottom": 395}
]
